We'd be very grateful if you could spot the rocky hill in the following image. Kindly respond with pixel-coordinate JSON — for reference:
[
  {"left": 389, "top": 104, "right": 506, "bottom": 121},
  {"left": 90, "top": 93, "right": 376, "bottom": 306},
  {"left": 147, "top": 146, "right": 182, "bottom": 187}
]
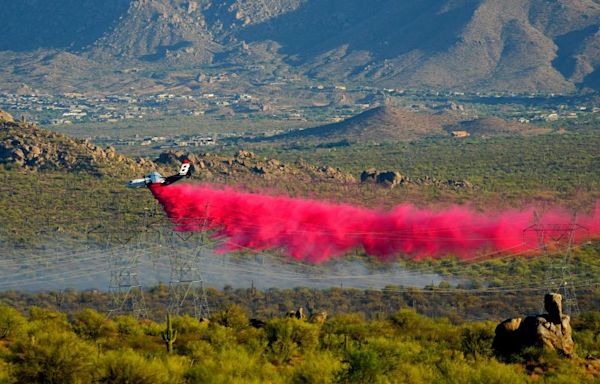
[
  {"left": 265, "top": 106, "right": 545, "bottom": 143},
  {"left": 154, "top": 149, "right": 356, "bottom": 183},
  {"left": 0, "top": 114, "right": 148, "bottom": 176},
  {"left": 270, "top": 106, "right": 460, "bottom": 142},
  {"left": 1, "top": 0, "right": 599, "bottom": 92},
  {"left": 0, "top": 114, "right": 355, "bottom": 183}
]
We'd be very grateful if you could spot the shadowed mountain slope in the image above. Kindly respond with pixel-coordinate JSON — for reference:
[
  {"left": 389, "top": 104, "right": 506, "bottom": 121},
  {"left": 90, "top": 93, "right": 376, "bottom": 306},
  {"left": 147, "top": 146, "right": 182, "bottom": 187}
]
[{"left": 1, "top": 0, "right": 600, "bottom": 92}]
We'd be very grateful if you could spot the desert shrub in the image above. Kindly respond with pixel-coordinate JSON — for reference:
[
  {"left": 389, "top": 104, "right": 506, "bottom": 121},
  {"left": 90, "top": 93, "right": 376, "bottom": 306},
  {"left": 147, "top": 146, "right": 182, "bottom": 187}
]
[
  {"left": 96, "top": 349, "right": 173, "bottom": 384},
  {"left": 0, "top": 360, "right": 15, "bottom": 384},
  {"left": 390, "top": 309, "right": 460, "bottom": 345},
  {"left": 435, "top": 358, "right": 527, "bottom": 384},
  {"left": 339, "top": 337, "right": 425, "bottom": 383},
  {"left": 290, "top": 351, "right": 343, "bottom": 384},
  {"left": 27, "top": 307, "right": 70, "bottom": 333},
  {"left": 172, "top": 315, "right": 208, "bottom": 335},
  {"left": 460, "top": 322, "right": 495, "bottom": 359},
  {"left": 389, "top": 362, "right": 435, "bottom": 384},
  {"left": 206, "top": 324, "right": 237, "bottom": 351},
  {"left": 140, "top": 319, "right": 164, "bottom": 336},
  {"left": 185, "top": 344, "right": 281, "bottom": 384},
  {"left": 322, "top": 313, "right": 370, "bottom": 350},
  {"left": 265, "top": 319, "right": 319, "bottom": 363},
  {"left": 338, "top": 348, "right": 384, "bottom": 383},
  {"left": 113, "top": 315, "right": 143, "bottom": 336},
  {"left": 10, "top": 330, "right": 96, "bottom": 384},
  {"left": 573, "top": 311, "right": 600, "bottom": 357},
  {"left": 0, "top": 306, "right": 25, "bottom": 340},
  {"left": 211, "top": 304, "right": 249, "bottom": 331},
  {"left": 71, "top": 308, "right": 115, "bottom": 340}
]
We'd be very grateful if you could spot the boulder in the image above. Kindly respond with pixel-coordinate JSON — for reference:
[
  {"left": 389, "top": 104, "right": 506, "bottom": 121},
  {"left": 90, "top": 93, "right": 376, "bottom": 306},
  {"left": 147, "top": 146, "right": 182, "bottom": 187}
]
[
  {"left": 493, "top": 293, "right": 574, "bottom": 357},
  {"left": 0, "top": 110, "right": 14, "bottom": 123},
  {"left": 360, "top": 168, "right": 377, "bottom": 182},
  {"left": 376, "top": 171, "right": 404, "bottom": 188},
  {"left": 309, "top": 311, "right": 328, "bottom": 325}
]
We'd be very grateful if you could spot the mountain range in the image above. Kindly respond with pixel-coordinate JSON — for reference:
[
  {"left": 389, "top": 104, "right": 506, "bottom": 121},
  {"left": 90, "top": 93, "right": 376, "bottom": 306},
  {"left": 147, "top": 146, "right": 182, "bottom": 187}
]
[{"left": 1, "top": 0, "right": 600, "bottom": 93}]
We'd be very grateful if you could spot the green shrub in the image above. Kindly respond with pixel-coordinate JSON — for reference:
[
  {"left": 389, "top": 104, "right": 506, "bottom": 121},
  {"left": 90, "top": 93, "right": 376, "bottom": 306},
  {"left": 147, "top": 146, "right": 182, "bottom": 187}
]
[
  {"left": 291, "top": 351, "right": 343, "bottom": 384},
  {"left": 96, "top": 349, "right": 172, "bottom": 384},
  {"left": 72, "top": 308, "right": 115, "bottom": 340},
  {"left": 113, "top": 315, "right": 143, "bottom": 336},
  {"left": 461, "top": 322, "right": 495, "bottom": 359},
  {"left": 0, "top": 306, "right": 25, "bottom": 340},
  {"left": 0, "top": 360, "right": 15, "bottom": 384},
  {"left": 10, "top": 330, "right": 96, "bottom": 384},
  {"left": 211, "top": 304, "right": 249, "bottom": 331},
  {"left": 265, "top": 319, "right": 319, "bottom": 363},
  {"left": 185, "top": 344, "right": 281, "bottom": 384},
  {"left": 434, "top": 358, "right": 527, "bottom": 384}
]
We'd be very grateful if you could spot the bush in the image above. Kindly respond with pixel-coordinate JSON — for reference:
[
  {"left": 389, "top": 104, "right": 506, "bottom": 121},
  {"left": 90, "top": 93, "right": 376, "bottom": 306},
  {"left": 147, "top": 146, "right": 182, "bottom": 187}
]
[
  {"left": 435, "top": 358, "right": 527, "bottom": 384},
  {"left": 10, "top": 330, "right": 96, "bottom": 384},
  {"left": 0, "top": 306, "right": 25, "bottom": 340},
  {"left": 27, "top": 307, "right": 70, "bottom": 333},
  {"left": 96, "top": 349, "right": 172, "bottom": 384},
  {"left": 291, "top": 352, "right": 343, "bottom": 384},
  {"left": 265, "top": 319, "right": 319, "bottom": 363},
  {"left": 0, "top": 360, "right": 15, "bottom": 384},
  {"left": 113, "top": 315, "right": 143, "bottom": 336},
  {"left": 461, "top": 322, "right": 495, "bottom": 359},
  {"left": 185, "top": 344, "right": 281, "bottom": 384},
  {"left": 72, "top": 308, "right": 115, "bottom": 340},
  {"left": 211, "top": 305, "right": 249, "bottom": 331}
]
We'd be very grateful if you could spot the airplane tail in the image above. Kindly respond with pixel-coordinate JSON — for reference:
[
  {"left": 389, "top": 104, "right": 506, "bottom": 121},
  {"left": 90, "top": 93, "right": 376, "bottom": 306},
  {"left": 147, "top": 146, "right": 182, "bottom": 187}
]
[{"left": 179, "top": 160, "right": 192, "bottom": 178}]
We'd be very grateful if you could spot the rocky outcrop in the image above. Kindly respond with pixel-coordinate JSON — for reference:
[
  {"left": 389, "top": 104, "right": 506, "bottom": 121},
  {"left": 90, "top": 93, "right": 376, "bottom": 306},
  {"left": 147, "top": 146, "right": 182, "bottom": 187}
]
[
  {"left": 376, "top": 171, "right": 404, "bottom": 188},
  {"left": 0, "top": 110, "right": 14, "bottom": 123},
  {"left": 493, "top": 293, "right": 574, "bottom": 357},
  {"left": 156, "top": 150, "right": 356, "bottom": 184},
  {"left": 361, "top": 168, "right": 474, "bottom": 190},
  {"left": 309, "top": 311, "right": 327, "bottom": 325},
  {"left": 0, "top": 120, "right": 150, "bottom": 175},
  {"left": 360, "top": 169, "right": 405, "bottom": 188}
]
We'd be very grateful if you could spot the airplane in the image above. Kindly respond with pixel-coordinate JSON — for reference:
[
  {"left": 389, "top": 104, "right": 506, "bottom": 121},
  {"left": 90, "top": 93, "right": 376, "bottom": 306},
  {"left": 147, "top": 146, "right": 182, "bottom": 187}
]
[{"left": 127, "top": 159, "right": 192, "bottom": 188}]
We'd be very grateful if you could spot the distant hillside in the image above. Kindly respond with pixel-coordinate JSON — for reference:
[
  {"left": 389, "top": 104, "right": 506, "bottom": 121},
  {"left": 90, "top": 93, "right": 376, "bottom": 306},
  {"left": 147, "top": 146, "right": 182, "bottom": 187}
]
[
  {"left": 270, "top": 106, "right": 459, "bottom": 143},
  {"left": 451, "top": 117, "right": 551, "bottom": 137},
  {"left": 1, "top": 0, "right": 600, "bottom": 92},
  {"left": 264, "top": 106, "right": 545, "bottom": 143}
]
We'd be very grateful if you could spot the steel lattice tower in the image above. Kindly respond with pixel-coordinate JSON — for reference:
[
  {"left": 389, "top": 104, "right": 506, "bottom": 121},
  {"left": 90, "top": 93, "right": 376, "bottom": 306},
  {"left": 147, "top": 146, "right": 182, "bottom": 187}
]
[
  {"left": 147, "top": 212, "right": 212, "bottom": 320},
  {"left": 106, "top": 227, "right": 148, "bottom": 319},
  {"left": 167, "top": 232, "right": 211, "bottom": 319},
  {"left": 524, "top": 216, "right": 588, "bottom": 316}
]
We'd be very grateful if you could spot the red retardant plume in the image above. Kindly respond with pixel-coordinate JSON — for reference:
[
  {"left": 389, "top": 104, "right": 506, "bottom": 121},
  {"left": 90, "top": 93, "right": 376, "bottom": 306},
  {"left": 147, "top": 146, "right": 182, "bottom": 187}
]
[{"left": 149, "top": 184, "right": 600, "bottom": 263}]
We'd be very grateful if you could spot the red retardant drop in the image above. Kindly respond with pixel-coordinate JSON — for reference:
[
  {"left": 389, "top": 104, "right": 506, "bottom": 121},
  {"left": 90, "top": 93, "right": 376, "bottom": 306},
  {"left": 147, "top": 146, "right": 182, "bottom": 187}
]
[{"left": 149, "top": 184, "right": 600, "bottom": 263}]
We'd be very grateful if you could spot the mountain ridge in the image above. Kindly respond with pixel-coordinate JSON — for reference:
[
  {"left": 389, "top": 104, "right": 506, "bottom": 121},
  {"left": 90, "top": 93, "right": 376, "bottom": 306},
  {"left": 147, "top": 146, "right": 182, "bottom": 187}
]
[{"left": 1, "top": 0, "right": 600, "bottom": 92}]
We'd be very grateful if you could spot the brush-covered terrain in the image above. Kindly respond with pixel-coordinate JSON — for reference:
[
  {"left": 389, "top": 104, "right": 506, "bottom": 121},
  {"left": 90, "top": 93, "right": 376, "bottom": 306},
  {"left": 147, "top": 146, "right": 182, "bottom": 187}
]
[
  {"left": 1, "top": 108, "right": 600, "bottom": 382},
  {"left": 0, "top": 303, "right": 600, "bottom": 383}
]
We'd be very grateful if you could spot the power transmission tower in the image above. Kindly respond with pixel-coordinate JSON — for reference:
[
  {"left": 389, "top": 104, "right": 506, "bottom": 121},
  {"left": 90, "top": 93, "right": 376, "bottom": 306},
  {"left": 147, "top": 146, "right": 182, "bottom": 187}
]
[
  {"left": 149, "top": 211, "right": 212, "bottom": 320},
  {"left": 167, "top": 233, "right": 211, "bottom": 319},
  {"left": 106, "top": 225, "right": 148, "bottom": 319},
  {"left": 524, "top": 215, "right": 588, "bottom": 316}
]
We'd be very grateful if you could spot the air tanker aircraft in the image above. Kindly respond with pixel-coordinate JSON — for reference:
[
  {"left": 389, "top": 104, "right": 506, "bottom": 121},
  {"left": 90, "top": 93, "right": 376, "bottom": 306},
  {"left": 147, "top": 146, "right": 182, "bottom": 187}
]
[{"left": 127, "top": 160, "right": 192, "bottom": 188}]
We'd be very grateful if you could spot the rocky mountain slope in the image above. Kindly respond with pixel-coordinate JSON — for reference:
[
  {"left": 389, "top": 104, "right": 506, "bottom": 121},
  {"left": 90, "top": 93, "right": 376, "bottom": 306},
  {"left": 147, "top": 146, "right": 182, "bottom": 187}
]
[{"left": 1, "top": 0, "right": 599, "bottom": 92}]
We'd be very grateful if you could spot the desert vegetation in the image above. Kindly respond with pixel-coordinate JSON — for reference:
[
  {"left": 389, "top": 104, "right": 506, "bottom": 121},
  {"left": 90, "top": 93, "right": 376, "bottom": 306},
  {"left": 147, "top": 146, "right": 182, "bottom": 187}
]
[{"left": 0, "top": 303, "right": 599, "bottom": 383}]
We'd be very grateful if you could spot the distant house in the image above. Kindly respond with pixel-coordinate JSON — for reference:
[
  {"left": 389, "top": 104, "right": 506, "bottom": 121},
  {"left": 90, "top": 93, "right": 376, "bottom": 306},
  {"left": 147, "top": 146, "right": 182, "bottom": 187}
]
[{"left": 451, "top": 130, "right": 470, "bottom": 138}]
